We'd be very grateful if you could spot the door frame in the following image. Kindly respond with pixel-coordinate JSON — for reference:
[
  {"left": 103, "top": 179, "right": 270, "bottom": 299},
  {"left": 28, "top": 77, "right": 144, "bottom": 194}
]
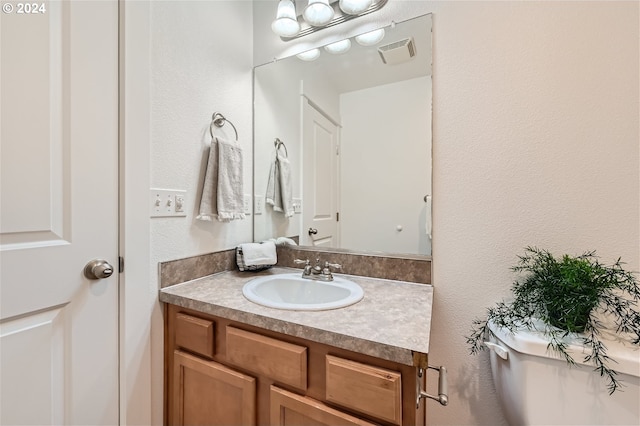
[{"left": 119, "top": 0, "right": 153, "bottom": 424}]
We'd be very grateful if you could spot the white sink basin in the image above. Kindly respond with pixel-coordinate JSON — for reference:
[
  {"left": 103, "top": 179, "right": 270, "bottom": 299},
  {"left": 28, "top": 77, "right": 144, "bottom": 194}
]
[{"left": 242, "top": 273, "right": 364, "bottom": 311}]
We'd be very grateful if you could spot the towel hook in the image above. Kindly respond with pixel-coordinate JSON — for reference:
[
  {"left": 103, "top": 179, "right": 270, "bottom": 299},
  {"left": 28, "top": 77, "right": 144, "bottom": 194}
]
[
  {"left": 209, "top": 112, "right": 238, "bottom": 141},
  {"left": 274, "top": 138, "right": 288, "bottom": 157}
]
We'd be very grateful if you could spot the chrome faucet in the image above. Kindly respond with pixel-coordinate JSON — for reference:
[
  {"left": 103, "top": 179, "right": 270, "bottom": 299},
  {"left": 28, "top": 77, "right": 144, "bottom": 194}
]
[{"left": 294, "top": 258, "right": 342, "bottom": 281}]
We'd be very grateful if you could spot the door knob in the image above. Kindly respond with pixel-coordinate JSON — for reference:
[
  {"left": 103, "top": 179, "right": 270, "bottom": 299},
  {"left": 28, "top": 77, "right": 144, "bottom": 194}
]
[
  {"left": 308, "top": 228, "right": 318, "bottom": 235},
  {"left": 84, "top": 259, "right": 114, "bottom": 280}
]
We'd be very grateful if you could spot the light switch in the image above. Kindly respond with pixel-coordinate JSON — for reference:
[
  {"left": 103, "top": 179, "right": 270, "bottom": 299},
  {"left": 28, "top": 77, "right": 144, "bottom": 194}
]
[{"left": 175, "top": 195, "right": 185, "bottom": 212}]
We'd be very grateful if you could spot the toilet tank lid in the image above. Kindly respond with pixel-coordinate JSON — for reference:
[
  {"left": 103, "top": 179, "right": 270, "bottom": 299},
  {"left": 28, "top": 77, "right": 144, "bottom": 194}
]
[{"left": 488, "top": 320, "right": 640, "bottom": 378}]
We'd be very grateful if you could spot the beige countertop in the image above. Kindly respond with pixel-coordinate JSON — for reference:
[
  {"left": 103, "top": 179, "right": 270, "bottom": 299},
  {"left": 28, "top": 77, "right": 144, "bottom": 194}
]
[{"left": 159, "top": 267, "right": 433, "bottom": 366}]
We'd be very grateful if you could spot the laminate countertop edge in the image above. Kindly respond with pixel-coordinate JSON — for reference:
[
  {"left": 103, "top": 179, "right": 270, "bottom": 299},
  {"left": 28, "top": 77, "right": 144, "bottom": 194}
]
[{"left": 159, "top": 267, "right": 433, "bottom": 366}]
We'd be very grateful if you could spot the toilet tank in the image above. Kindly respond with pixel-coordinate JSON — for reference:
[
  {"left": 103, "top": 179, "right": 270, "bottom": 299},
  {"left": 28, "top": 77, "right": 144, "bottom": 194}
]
[{"left": 487, "top": 320, "right": 640, "bottom": 426}]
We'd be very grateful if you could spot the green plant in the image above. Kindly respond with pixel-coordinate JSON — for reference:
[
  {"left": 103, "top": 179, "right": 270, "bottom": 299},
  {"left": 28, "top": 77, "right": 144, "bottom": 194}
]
[{"left": 467, "top": 246, "right": 640, "bottom": 394}]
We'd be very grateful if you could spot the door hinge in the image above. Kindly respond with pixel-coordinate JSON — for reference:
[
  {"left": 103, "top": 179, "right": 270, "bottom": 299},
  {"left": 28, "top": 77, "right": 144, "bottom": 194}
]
[
  {"left": 336, "top": 212, "right": 340, "bottom": 222},
  {"left": 118, "top": 256, "right": 124, "bottom": 273}
]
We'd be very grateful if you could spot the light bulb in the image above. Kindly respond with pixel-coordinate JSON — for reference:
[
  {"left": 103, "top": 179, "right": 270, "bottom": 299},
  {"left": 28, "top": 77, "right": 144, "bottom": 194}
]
[
  {"left": 355, "top": 28, "right": 385, "bottom": 46},
  {"left": 303, "top": 0, "right": 334, "bottom": 27},
  {"left": 339, "top": 0, "right": 373, "bottom": 15},
  {"left": 271, "top": 0, "right": 300, "bottom": 37},
  {"left": 297, "top": 48, "right": 321, "bottom": 61},
  {"left": 324, "top": 39, "right": 351, "bottom": 54}
]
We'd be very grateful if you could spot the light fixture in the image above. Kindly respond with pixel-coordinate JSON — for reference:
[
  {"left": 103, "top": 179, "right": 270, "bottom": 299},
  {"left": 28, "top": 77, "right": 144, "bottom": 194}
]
[
  {"left": 324, "top": 39, "right": 351, "bottom": 54},
  {"left": 303, "top": 0, "right": 335, "bottom": 27},
  {"left": 271, "top": 0, "right": 301, "bottom": 37},
  {"left": 355, "top": 28, "right": 385, "bottom": 46},
  {"left": 272, "top": 0, "right": 389, "bottom": 40},
  {"left": 297, "top": 48, "right": 321, "bottom": 61},
  {"left": 339, "top": 0, "right": 373, "bottom": 15}
]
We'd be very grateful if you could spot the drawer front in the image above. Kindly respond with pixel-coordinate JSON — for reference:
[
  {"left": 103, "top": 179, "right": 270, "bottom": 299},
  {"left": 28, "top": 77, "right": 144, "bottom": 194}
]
[
  {"left": 325, "top": 355, "right": 402, "bottom": 425},
  {"left": 226, "top": 326, "right": 307, "bottom": 390},
  {"left": 175, "top": 313, "right": 215, "bottom": 358}
]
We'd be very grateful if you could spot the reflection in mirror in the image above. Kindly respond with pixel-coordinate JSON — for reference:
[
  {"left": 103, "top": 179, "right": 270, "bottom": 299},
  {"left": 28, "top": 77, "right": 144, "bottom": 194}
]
[{"left": 254, "top": 13, "right": 432, "bottom": 256}]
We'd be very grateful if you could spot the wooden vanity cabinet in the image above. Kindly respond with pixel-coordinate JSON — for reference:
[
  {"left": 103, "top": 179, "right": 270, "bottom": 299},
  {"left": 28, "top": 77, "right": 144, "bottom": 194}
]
[{"left": 165, "top": 304, "right": 426, "bottom": 426}]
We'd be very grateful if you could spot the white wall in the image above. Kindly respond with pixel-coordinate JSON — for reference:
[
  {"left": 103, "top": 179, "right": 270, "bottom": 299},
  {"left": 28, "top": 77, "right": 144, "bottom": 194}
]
[
  {"left": 428, "top": 2, "right": 639, "bottom": 425},
  {"left": 145, "top": 1, "right": 254, "bottom": 424},
  {"left": 340, "top": 76, "right": 432, "bottom": 255},
  {"left": 255, "top": 1, "right": 639, "bottom": 425}
]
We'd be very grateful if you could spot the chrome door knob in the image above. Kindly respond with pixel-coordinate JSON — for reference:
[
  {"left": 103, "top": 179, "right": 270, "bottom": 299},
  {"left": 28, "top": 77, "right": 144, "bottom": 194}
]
[
  {"left": 84, "top": 259, "right": 114, "bottom": 280},
  {"left": 308, "top": 228, "right": 318, "bottom": 235}
]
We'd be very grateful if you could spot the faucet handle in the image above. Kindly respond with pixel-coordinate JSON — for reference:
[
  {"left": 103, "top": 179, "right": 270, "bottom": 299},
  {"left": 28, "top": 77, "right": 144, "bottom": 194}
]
[
  {"left": 325, "top": 262, "right": 342, "bottom": 270},
  {"left": 320, "top": 261, "right": 341, "bottom": 281},
  {"left": 294, "top": 259, "right": 312, "bottom": 277}
]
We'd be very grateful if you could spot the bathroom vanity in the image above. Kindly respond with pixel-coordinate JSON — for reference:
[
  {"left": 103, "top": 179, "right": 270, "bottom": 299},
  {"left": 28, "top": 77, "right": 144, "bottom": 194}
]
[{"left": 160, "top": 266, "right": 434, "bottom": 425}]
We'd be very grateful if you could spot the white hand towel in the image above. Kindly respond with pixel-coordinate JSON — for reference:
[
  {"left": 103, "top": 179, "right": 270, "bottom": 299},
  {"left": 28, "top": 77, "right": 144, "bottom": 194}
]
[
  {"left": 265, "top": 152, "right": 294, "bottom": 218},
  {"left": 264, "top": 237, "right": 298, "bottom": 246},
  {"left": 425, "top": 195, "right": 432, "bottom": 239},
  {"left": 197, "top": 136, "right": 245, "bottom": 222},
  {"left": 277, "top": 154, "right": 294, "bottom": 218},
  {"left": 239, "top": 241, "right": 277, "bottom": 266},
  {"left": 275, "top": 236, "right": 297, "bottom": 246},
  {"left": 265, "top": 157, "right": 282, "bottom": 211}
]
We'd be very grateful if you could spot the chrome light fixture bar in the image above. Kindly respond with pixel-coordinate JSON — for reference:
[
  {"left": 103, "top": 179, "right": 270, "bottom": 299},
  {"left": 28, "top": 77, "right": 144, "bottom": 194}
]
[{"left": 280, "top": 0, "right": 388, "bottom": 41}]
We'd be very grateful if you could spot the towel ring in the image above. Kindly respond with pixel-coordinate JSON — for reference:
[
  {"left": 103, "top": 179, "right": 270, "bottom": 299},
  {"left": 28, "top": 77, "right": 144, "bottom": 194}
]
[
  {"left": 274, "top": 138, "right": 288, "bottom": 157},
  {"left": 209, "top": 112, "right": 238, "bottom": 141}
]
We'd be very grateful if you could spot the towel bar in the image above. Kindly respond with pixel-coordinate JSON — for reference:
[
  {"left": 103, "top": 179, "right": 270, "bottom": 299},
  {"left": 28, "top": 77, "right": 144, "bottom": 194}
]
[
  {"left": 209, "top": 112, "right": 238, "bottom": 141},
  {"left": 274, "top": 138, "right": 289, "bottom": 157}
]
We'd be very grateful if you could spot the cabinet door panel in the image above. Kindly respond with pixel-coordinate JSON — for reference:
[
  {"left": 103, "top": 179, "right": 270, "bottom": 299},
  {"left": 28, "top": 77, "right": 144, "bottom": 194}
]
[
  {"left": 270, "top": 386, "right": 377, "bottom": 426},
  {"left": 226, "top": 326, "right": 307, "bottom": 390},
  {"left": 326, "top": 355, "right": 402, "bottom": 425},
  {"left": 175, "top": 313, "right": 215, "bottom": 358},
  {"left": 172, "top": 351, "right": 255, "bottom": 426}
]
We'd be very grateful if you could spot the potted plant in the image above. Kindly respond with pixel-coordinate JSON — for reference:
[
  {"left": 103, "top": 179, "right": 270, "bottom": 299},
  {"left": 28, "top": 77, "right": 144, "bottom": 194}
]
[{"left": 467, "top": 246, "right": 640, "bottom": 394}]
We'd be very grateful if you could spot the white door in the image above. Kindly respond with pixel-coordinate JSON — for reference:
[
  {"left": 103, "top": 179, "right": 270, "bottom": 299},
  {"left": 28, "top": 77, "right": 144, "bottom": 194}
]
[
  {"left": 301, "top": 99, "right": 339, "bottom": 247},
  {"left": 0, "top": 1, "right": 119, "bottom": 425}
]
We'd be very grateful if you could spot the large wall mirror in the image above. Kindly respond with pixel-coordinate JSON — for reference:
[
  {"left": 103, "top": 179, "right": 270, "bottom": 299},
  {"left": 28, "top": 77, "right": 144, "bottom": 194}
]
[{"left": 253, "top": 13, "right": 432, "bottom": 256}]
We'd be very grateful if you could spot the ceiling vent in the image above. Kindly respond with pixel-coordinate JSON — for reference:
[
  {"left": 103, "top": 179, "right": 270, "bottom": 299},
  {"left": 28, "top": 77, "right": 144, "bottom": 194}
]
[{"left": 377, "top": 37, "right": 416, "bottom": 65}]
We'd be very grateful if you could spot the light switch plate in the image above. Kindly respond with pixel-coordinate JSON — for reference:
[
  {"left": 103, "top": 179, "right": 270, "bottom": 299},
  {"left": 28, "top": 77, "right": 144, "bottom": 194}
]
[
  {"left": 150, "top": 189, "right": 187, "bottom": 217},
  {"left": 292, "top": 198, "right": 302, "bottom": 214},
  {"left": 254, "top": 195, "right": 264, "bottom": 215},
  {"left": 243, "top": 194, "right": 252, "bottom": 215}
]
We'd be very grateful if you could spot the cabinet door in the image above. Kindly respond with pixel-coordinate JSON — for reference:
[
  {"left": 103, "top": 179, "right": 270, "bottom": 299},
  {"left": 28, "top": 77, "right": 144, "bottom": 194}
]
[
  {"left": 172, "top": 351, "right": 256, "bottom": 426},
  {"left": 270, "top": 386, "right": 377, "bottom": 426}
]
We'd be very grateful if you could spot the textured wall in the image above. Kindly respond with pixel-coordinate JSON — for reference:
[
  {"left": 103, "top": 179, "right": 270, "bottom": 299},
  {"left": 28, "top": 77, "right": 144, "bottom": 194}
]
[
  {"left": 428, "top": 2, "right": 639, "bottom": 425},
  {"left": 255, "top": 1, "right": 639, "bottom": 425},
  {"left": 149, "top": 1, "right": 254, "bottom": 423}
]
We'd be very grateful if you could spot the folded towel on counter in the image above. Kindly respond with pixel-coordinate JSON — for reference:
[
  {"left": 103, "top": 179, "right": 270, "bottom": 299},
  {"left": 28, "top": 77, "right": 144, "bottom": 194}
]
[
  {"left": 236, "top": 241, "right": 277, "bottom": 272},
  {"left": 267, "top": 236, "right": 297, "bottom": 246},
  {"left": 266, "top": 152, "right": 294, "bottom": 218},
  {"left": 197, "top": 136, "right": 245, "bottom": 222}
]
